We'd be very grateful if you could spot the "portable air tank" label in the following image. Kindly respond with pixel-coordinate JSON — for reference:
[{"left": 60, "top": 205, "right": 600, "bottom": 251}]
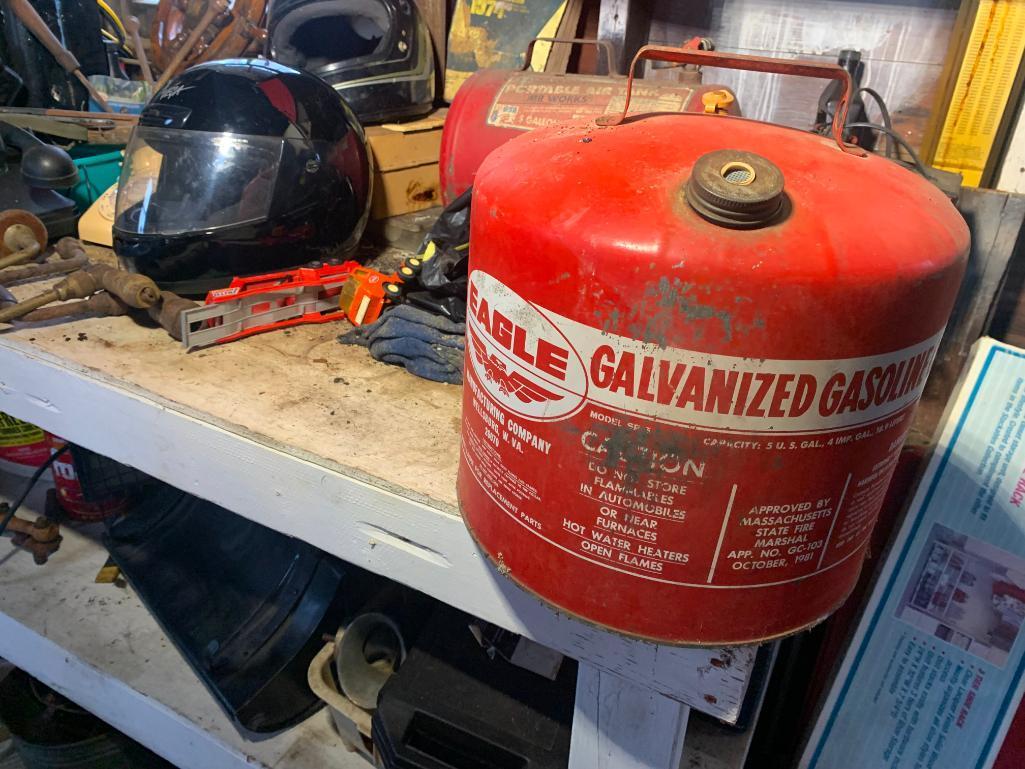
[
  {"left": 487, "top": 73, "right": 695, "bottom": 131},
  {"left": 460, "top": 270, "right": 940, "bottom": 589}
]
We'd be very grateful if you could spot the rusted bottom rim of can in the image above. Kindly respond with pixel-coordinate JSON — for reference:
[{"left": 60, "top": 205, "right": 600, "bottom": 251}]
[{"left": 459, "top": 501, "right": 857, "bottom": 648}]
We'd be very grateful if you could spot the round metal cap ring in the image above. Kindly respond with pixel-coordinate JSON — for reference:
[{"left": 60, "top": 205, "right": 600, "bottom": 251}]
[{"left": 685, "top": 149, "right": 786, "bottom": 229}]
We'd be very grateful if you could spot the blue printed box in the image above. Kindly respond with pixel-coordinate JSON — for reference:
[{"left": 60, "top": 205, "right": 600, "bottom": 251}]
[{"left": 803, "top": 338, "right": 1025, "bottom": 769}]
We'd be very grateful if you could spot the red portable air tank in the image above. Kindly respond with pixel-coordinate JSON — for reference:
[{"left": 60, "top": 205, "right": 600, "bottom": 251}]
[
  {"left": 440, "top": 38, "right": 740, "bottom": 204},
  {"left": 457, "top": 46, "right": 970, "bottom": 646}
]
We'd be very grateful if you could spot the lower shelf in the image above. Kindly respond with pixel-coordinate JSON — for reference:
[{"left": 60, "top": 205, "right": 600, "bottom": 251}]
[
  {"left": 0, "top": 472, "right": 761, "bottom": 769},
  {"left": 0, "top": 476, "right": 368, "bottom": 769}
]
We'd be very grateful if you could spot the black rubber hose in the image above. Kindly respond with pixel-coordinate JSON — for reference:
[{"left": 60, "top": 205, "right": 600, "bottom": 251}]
[
  {"left": 846, "top": 121, "right": 931, "bottom": 178},
  {"left": 857, "top": 87, "right": 894, "bottom": 159}
]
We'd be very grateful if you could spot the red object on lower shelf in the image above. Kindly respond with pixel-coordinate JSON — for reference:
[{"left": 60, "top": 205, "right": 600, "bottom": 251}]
[
  {"left": 48, "top": 435, "right": 128, "bottom": 522},
  {"left": 0, "top": 412, "right": 50, "bottom": 475}
]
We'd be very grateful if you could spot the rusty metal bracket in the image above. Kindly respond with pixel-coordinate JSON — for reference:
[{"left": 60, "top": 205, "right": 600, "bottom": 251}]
[
  {"left": 521, "top": 38, "right": 619, "bottom": 75},
  {"left": 1, "top": 503, "right": 61, "bottom": 565}
]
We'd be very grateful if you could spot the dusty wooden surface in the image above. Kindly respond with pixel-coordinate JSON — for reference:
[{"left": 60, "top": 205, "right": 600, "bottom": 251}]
[{"left": 1, "top": 245, "right": 463, "bottom": 511}]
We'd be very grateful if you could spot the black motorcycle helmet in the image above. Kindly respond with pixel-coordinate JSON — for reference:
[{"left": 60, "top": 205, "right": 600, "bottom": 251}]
[
  {"left": 113, "top": 59, "right": 372, "bottom": 295},
  {"left": 267, "top": 0, "right": 434, "bottom": 124}
]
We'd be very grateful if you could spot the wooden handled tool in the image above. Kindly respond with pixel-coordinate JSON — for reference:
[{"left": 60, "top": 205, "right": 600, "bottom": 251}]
[
  {"left": 11, "top": 288, "right": 196, "bottom": 340},
  {"left": 18, "top": 291, "right": 131, "bottom": 322},
  {"left": 0, "top": 235, "right": 89, "bottom": 286},
  {"left": 0, "top": 254, "right": 88, "bottom": 285},
  {"left": 0, "top": 227, "right": 40, "bottom": 271},
  {"left": 0, "top": 259, "right": 160, "bottom": 324},
  {"left": 125, "top": 15, "right": 154, "bottom": 84},
  {"left": 0, "top": 209, "right": 47, "bottom": 271},
  {"left": 5, "top": 0, "right": 114, "bottom": 112},
  {"left": 153, "top": 0, "right": 228, "bottom": 92}
]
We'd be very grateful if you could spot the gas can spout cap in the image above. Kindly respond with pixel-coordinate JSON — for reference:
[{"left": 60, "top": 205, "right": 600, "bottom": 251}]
[{"left": 685, "top": 149, "right": 787, "bottom": 229}]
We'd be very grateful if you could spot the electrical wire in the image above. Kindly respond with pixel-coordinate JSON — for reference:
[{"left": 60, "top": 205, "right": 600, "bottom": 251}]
[
  {"left": 101, "top": 28, "right": 135, "bottom": 57},
  {"left": 845, "top": 121, "right": 932, "bottom": 178},
  {"left": 0, "top": 444, "right": 69, "bottom": 538},
  {"left": 99, "top": 15, "right": 126, "bottom": 47},
  {"left": 857, "top": 87, "right": 893, "bottom": 130},
  {"left": 95, "top": 0, "right": 135, "bottom": 57},
  {"left": 856, "top": 87, "right": 894, "bottom": 159},
  {"left": 95, "top": 0, "right": 128, "bottom": 42}
]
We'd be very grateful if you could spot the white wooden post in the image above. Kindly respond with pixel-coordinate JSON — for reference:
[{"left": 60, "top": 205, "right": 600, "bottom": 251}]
[{"left": 570, "top": 662, "right": 690, "bottom": 769}]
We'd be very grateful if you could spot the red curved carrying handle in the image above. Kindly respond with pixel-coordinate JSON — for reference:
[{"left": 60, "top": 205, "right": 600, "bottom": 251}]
[{"left": 597, "top": 45, "right": 864, "bottom": 156}]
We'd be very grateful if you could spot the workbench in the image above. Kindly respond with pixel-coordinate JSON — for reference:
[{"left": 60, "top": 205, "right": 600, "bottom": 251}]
[{"left": 0, "top": 247, "right": 765, "bottom": 769}]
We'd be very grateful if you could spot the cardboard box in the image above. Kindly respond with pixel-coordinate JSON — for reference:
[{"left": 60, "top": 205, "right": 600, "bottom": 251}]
[
  {"left": 802, "top": 338, "right": 1025, "bottom": 769},
  {"left": 366, "top": 109, "right": 445, "bottom": 219}
]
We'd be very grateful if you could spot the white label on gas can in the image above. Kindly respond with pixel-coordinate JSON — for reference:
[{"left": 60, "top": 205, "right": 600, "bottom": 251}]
[{"left": 462, "top": 269, "right": 941, "bottom": 590}]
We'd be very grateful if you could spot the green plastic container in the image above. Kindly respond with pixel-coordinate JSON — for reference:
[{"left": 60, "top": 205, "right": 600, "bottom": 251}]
[{"left": 69, "top": 146, "right": 123, "bottom": 210}]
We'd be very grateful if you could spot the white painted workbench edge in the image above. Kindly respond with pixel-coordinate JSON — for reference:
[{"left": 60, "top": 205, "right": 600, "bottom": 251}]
[
  {"left": 0, "top": 339, "right": 756, "bottom": 721},
  {"left": 0, "top": 612, "right": 266, "bottom": 769}
]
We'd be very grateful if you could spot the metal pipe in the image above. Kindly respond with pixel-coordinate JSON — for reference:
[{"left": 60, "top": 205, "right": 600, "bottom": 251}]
[
  {"left": 0, "top": 270, "right": 99, "bottom": 323},
  {"left": 0, "top": 289, "right": 60, "bottom": 322},
  {"left": 55, "top": 237, "right": 88, "bottom": 260},
  {"left": 0, "top": 241, "right": 41, "bottom": 271},
  {"left": 19, "top": 291, "right": 130, "bottom": 322},
  {"left": 0, "top": 255, "right": 87, "bottom": 285}
]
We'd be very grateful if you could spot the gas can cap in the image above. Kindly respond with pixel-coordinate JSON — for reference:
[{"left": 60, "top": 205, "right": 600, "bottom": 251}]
[{"left": 685, "top": 149, "right": 786, "bottom": 229}]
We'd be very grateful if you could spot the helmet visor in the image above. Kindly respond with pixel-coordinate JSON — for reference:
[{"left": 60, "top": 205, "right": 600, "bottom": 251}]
[{"left": 115, "top": 127, "right": 284, "bottom": 236}]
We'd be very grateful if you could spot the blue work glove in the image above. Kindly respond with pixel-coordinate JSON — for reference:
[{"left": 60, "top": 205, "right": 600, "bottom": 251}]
[{"left": 338, "top": 303, "right": 465, "bottom": 385}]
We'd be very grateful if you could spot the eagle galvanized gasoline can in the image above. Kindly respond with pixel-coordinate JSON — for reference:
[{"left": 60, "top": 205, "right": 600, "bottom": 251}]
[{"left": 456, "top": 46, "right": 970, "bottom": 645}]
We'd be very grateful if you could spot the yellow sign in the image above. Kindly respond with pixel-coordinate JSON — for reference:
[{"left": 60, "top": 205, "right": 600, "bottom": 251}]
[
  {"left": 932, "top": 0, "right": 1025, "bottom": 186},
  {"left": 445, "top": 0, "right": 567, "bottom": 103}
]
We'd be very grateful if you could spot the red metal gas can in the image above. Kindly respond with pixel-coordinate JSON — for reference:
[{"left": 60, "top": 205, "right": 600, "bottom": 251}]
[
  {"left": 457, "top": 47, "right": 970, "bottom": 645},
  {"left": 440, "top": 38, "right": 739, "bottom": 204}
]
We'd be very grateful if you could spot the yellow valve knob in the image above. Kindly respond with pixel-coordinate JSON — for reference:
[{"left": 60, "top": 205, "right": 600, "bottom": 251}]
[{"left": 702, "top": 89, "right": 735, "bottom": 114}]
